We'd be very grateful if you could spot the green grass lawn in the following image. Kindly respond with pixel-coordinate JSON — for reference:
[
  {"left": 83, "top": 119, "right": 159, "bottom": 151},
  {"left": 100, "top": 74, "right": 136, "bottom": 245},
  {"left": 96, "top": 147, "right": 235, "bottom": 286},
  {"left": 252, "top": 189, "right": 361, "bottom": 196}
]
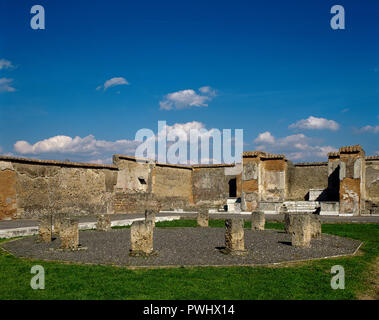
[{"left": 0, "top": 221, "right": 378, "bottom": 300}]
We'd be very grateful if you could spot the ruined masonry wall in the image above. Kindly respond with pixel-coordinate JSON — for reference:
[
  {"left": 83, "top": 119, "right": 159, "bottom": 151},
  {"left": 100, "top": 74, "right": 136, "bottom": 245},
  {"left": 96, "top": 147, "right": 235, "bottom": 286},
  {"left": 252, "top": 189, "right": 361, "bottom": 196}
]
[{"left": 287, "top": 163, "right": 329, "bottom": 200}]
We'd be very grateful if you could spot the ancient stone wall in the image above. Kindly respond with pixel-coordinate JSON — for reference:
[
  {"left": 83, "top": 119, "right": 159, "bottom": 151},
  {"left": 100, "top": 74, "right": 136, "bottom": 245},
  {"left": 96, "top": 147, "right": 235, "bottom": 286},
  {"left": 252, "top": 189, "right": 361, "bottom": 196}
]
[
  {"left": 260, "top": 157, "right": 286, "bottom": 201},
  {"left": 1, "top": 146, "right": 378, "bottom": 220},
  {"left": 152, "top": 164, "right": 193, "bottom": 208},
  {"left": 0, "top": 161, "right": 17, "bottom": 220},
  {"left": 192, "top": 164, "right": 238, "bottom": 207},
  {"left": 364, "top": 157, "right": 379, "bottom": 205},
  {"left": 112, "top": 156, "right": 194, "bottom": 213},
  {"left": 0, "top": 157, "right": 118, "bottom": 219},
  {"left": 287, "top": 162, "right": 329, "bottom": 200}
]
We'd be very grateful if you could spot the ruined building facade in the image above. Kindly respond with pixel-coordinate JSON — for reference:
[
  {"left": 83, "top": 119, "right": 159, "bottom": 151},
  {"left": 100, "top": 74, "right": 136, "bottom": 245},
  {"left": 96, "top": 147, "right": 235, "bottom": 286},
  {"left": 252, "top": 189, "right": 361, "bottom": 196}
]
[{"left": 0, "top": 145, "right": 378, "bottom": 220}]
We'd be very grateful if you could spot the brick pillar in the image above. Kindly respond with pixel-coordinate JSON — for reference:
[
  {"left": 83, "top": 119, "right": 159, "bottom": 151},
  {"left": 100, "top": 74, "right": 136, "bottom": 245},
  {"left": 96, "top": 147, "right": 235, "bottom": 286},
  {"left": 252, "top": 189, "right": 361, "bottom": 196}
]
[
  {"left": 338, "top": 145, "right": 365, "bottom": 215},
  {"left": 241, "top": 152, "right": 262, "bottom": 211}
]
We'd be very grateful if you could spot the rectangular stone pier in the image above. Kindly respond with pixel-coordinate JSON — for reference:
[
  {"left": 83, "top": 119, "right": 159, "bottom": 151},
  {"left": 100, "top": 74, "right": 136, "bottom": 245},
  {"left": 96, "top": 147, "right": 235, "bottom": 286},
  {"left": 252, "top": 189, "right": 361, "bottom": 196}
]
[
  {"left": 197, "top": 209, "right": 209, "bottom": 227},
  {"left": 60, "top": 218, "right": 79, "bottom": 249},
  {"left": 129, "top": 220, "right": 154, "bottom": 256},
  {"left": 251, "top": 211, "right": 265, "bottom": 230},
  {"left": 97, "top": 214, "right": 111, "bottom": 231},
  {"left": 39, "top": 215, "right": 52, "bottom": 243},
  {"left": 224, "top": 218, "right": 246, "bottom": 255},
  {"left": 291, "top": 214, "right": 312, "bottom": 247}
]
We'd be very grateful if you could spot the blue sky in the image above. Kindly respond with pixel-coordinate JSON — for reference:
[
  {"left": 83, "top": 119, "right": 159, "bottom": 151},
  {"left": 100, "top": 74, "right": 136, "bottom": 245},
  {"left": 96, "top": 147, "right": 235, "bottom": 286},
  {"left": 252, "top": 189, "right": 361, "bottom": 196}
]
[{"left": 0, "top": 0, "right": 378, "bottom": 164}]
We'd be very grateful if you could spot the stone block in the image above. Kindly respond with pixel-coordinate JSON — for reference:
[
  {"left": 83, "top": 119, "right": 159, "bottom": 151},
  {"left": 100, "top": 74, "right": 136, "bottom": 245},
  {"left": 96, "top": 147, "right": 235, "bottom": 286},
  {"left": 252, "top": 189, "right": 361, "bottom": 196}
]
[
  {"left": 284, "top": 212, "right": 292, "bottom": 233},
  {"left": 129, "top": 220, "right": 154, "bottom": 256},
  {"left": 39, "top": 215, "right": 52, "bottom": 243},
  {"left": 97, "top": 214, "right": 111, "bottom": 231},
  {"left": 310, "top": 214, "right": 321, "bottom": 239},
  {"left": 224, "top": 219, "right": 246, "bottom": 254},
  {"left": 197, "top": 209, "right": 209, "bottom": 227},
  {"left": 53, "top": 213, "right": 67, "bottom": 236},
  {"left": 251, "top": 211, "right": 265, "bottom": 230},
  {"left": 145, "top": 209, "right": 157, "bottom": 227},
  {"left": 60, "top": 218, "right": 79, "bottom": 249},
  {"left": 291, "top": 214, "right": 312, "bottom": 247}
]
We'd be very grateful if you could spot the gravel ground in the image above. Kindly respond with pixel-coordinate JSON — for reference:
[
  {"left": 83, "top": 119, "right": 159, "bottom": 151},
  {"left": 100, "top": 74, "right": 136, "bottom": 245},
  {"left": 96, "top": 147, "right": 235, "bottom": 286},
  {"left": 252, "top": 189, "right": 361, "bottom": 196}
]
[{"left": 1, "top": 227, "right": 361, "bottom": 267}]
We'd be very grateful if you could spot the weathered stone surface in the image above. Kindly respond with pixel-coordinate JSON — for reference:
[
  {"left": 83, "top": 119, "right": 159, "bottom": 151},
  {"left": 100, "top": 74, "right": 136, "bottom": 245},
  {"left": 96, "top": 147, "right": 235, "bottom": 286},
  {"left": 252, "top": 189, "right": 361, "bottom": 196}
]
[
  {"left": 0, "top": 162, "right": 17, "bottom": 220},
  {"left": 224, "top": 219, "right": 246, "bottom": 254},
  {"left": 197, "top": 209, "right": 209, "bottom": 227},
  {"left": 291, "top": 214, "right": 312, "bottom": 247},
  {"left": 284, "top": 212, "right": 292, "bottom": 233},
  {"left": 53, "top": 213, "right": 67, "bottom": 236},
  {"left": 145, "top": 209, "right": 157, "bottom": 227},
  {"left": 251, "top": 211, "right": 265, "bottom": 230},
  {"left": 60, "top": 218, "right": 79, "bottom": 249},
  {"left": 286, "top": 162, "right": 329, "bottom": 201},
  {"left": 310, "top": 214, "right": 321, "bottom": 239},
  {"left": 39, "top": 215, "right": 52, "bottom": 242},
  {"left": 129, "top": 220, "right": 154, "bottom": 256},
  {"left": 97, "top": 214, "right": 111, "bottom": 231}
]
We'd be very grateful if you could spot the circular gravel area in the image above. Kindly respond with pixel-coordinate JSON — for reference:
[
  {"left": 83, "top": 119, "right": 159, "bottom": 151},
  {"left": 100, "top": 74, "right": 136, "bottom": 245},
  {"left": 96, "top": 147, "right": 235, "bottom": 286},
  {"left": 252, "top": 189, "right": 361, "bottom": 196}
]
[{"left": 1, "top": 228, "right": 361, "bottom": 267}]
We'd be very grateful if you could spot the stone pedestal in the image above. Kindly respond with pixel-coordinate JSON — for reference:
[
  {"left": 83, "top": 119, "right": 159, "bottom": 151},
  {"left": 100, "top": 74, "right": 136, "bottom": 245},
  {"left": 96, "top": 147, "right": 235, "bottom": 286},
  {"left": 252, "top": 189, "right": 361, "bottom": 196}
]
[
  {"left": 291, "top": 214, "right": 312, "bottom": 247},
  {"left": 197, "top": 209, "right": 209, "bottom": 227},
  {"left": 224, "top": 219, "right": 246, "bottom": 255},
  {"left": 145, "top": 209, "right": 156, "bottom": 227},
  {"left": 97, "top": 214, "right": 111, "bottom": 231},
  {"left": 53, "top": 213, "right": 67, "bottom": 236},
  {"left": 284, "top": 212, "right": 292, "bottom": 233},
  {"left": 129, "top": 220, "right": 154, "bottom": 256},
  {"left": 39, "top": 215, "right": 52, "bottom": 243},
  {"left": 60, "top": 218, "right": 79, "bottom": 249},
  {"left": 251, "top": 211, "right": 265, "bottom": 230},
  {"left": 310, "top": 215, "right": 321, "bottom": 239}
]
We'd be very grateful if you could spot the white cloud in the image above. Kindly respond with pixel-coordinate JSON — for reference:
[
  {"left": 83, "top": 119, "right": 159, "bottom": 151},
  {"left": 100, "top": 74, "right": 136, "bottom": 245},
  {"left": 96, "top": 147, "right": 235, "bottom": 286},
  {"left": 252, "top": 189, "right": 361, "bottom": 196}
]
[
  {"left": 14, "top": 135, "right": 140, "bottom": 164},
  {"left": 289, "top": 116, "right": 340, "bottom": 131},
  {"left": 254, "top": 131, "right": 275, "bottom": 144},
  {"left": 160, "top": 87, "right": 216, "bottom": 110},
  {"left": 253, "top": 131, "right": 337, "bottom": 161},
  {"left": 97, "top": 77, "right": 129, "bottom": 91},
  {"left": 199, "top": 86, "right": 217, "bottom": 96},
  {"left": 0, "top": 59, "right": 13, "bottom": 70},
  {"left": 0, "top": 78, "right": 16, "bottom": 92},
  {"left": 358, "top": 125, "right": 379, "bottom": 134}
]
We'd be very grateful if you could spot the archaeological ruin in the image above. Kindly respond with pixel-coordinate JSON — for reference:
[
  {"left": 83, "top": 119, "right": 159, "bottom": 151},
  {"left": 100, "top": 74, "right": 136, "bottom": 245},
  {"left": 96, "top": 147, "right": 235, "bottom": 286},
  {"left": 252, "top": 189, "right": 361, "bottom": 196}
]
[{"left": 0, "top": 144, "right": 378, "bottom": 221}]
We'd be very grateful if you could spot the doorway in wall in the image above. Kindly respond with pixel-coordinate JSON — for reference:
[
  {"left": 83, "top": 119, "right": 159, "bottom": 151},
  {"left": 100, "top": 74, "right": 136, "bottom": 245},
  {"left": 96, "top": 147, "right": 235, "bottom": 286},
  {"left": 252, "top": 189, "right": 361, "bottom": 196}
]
[{"left": 228, "top": 178, "right": 237, "bottom": 198}]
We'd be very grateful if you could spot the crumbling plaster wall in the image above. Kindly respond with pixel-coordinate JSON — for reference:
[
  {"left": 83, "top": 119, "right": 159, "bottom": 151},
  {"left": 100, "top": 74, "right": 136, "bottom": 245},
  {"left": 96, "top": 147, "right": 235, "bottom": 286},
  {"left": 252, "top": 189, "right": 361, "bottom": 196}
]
[
  {"left": 241, "top": 156, "right": 260, "bottom": 211},
  {"left": 192, "top": 165, "right": 239, "bottom": 207},
  {"left": 0, "top": 161, "right": 17, "bottom": 220},
  {"left": 0, "top": 158, "right": 118, "bottom": 219},
  {"left": 365, "top": 160, "right": 379, "bottom": 203},
  {"left": 260, "top": 159, "right": 287, "bottom": 202},
  {"left": 286, "top": 163, "right": 329, "bottom": 200},
  {"left": 152, "top": 164, "right": 193, "bottom": 209}
]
